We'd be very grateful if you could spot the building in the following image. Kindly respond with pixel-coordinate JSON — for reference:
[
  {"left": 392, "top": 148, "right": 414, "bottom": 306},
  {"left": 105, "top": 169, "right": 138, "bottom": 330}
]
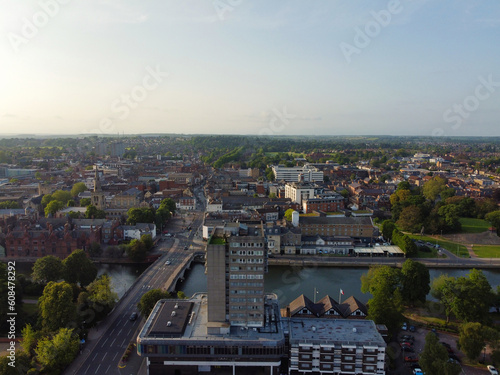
[
  {"left": 91, "top": 168, "right": 106, "bottom": 210},
  {"left": 299, "top": 217, "right": 375, "bottom": 244},
  {"left": 302, "top": 194, "right": 345, "bottom": 214},
  {"left": 206, "top": 223, "right": 267, "bottom": 327},
  {"left": 272, "top": 165, "right": 324, "bottom": 183},
  {"left": 286, "top": 318, "right": 386, "bottom": 375},
  {"left": 137, "top": 294, "right": 286, "bottom": 375},
  {"left": 282, "top": 294, "right": 368, "bottom": 320},
  {"left": 285, "top": 183, "right": 315, "bottom": 206}
]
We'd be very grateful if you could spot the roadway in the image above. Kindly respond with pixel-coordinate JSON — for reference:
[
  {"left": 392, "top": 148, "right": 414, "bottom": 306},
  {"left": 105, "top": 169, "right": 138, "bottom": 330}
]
[{"left": 64, "top": 207, "right": 206, "bottom": 375}]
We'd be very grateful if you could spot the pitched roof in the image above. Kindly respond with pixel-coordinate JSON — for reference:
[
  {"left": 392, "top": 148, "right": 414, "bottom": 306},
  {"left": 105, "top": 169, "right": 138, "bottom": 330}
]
[
  {"left": 289, "top": 294, "right": 317, "bottom": 316},
  {"left": 338, "top": 296, "right": 368, "bottom": 317}
]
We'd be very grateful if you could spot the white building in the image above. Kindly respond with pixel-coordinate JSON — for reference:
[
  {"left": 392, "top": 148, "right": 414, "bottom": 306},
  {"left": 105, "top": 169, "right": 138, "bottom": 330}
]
[
  {"left": 121, "top": 223, "right": 157, "bottom": 240},
  {"left": 285, "top": 183, "right": 315, "bottom": 206},
  {"left": 272, "top": 164, "right": 323, "bottom": 182}
]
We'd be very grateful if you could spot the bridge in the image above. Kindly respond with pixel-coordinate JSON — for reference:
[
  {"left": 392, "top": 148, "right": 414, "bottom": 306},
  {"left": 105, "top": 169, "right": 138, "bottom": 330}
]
[{"left": 163, "top": 251, "right": 205, "bottom": 293}]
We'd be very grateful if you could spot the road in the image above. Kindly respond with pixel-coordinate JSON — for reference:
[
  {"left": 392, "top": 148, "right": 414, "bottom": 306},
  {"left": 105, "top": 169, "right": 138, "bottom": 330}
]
[{"left": 64, "top": 207, "right": 206, "bottom": 375}]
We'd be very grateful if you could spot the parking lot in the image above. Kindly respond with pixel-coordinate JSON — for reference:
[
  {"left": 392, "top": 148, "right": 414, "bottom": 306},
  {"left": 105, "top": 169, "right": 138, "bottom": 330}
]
[{"left": 391, "top": 325, "right": 490, "bottom": 375}]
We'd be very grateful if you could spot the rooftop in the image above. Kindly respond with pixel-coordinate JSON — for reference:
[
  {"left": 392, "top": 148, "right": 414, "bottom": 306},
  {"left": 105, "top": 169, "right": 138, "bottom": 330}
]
[{"left": 286, "top": 318, "right": 385, "bottom": 347}]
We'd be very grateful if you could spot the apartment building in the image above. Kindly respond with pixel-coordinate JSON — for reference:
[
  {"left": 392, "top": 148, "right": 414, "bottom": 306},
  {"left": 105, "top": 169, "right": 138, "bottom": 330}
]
[
  {"left": 272, "top": 165, "right": 324, "bottom": 183},
  {"left": 285, "top": 183, "right": 315, "bottom": 205}
]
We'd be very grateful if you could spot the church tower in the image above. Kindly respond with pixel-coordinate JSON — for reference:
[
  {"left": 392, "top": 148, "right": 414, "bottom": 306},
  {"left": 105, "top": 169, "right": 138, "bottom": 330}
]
[{"left": 91, "top": 167, "right": 106, "bottom": 210}]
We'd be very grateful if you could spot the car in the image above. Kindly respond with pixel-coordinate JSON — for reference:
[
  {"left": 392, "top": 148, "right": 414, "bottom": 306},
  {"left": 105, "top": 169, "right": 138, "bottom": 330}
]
[
  {"left": 413, "top": 368, "right": 424, "bottom": 375},
  {"left": 405, "top": 355, "right": 419, "bottom": 362},
  {"left": 401, "top": 335, "right": 414, "bottom": 341},
  {"left": 165, "top": 233, "right": 172, "bottom": 237},
  {"left": 402, "top": 347, "right": 415, "bottom": 353},
  {"left": 440, "top": 342, "right": 451, "bottom": 348},
  {"left": 165, "top": 260, "right": 171, "bottom": 265},
  {"left": 488, "top": 365, "right": 499, "bottom": 375},
  {"left": 409, "top": 325, "right": 416, "bottom": 332},
  {"left": 402, "top": 322, "right": 408, "bottom": 331},
  {"left": 410, "top": 363, "right": 421, "bottom": 369},
  {"left": 400, "top": 342, "right": 413, "bottom": 348},
  {"left": 184, "top": 246, "right": 188, "bottom": 250},
  {"left": 129, "top": 312, "right": 138, "bottom": 321},
  {"left": 448, "top": 354, "right": 461, "bottom": 363}
]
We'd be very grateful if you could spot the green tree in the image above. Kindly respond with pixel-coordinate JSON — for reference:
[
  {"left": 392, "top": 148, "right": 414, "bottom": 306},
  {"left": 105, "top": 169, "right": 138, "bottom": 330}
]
[
  {"left": 41, "top": 194, "right": 54, "bottom": 207},
  {"left": 127, "top": 207, "right": 155, "bottom": 224},
  {"left": 80, "top": 197, "right": 91, "bottom": 207},
  {"left": 70, "top": 182, "right": 87, "bottom": 197},
  {"left": 44, "top": 200, "right": 64, "bottom": 216},
  {"left": 177, "top": 291, "right": 187, "bottom": 299},
  {"left": 88, "top": 242, "right": 102, "bottom": 257},
  {"left": 141, "top": 234, "right": 154, "bottom": 251},
  {"left": 85, "top": 204, "right": 106, "bottom": 219},
  {"left": 126, "top": 239, "right": 147, "bottom": 262},
  {"left": 39, "top": 281, "right": 77, "bottom": 331},
  {"left": 420, "top": 331, "right": 460, "bottom": 375},
  {"left": 85, "top": 274, "right": 118, "bottom": 321},
  {"left": 0, "top": 352, "right": 31, "bottom": 375},
  {"left": 401, "top": 259, "right": 430, "bottom": 305},
  {"left": 486, "top": 210, "right": 500, "bottom": 236},
  {"left": 35, "top": 328, "right": 79, "bottom": 373},
  {"left": 51, "top": 189, "right": 72, "bottom": 204},
  {"left": 20, "top": 324, "right": 39, "bottom": 356},
  {"left": 160, "top": 198, "right": 176, "bottom": 214},
  {"left": 0, "top": 200, "right": 20, "bottom": 209},
  {"left": 438, "top": 204, "right": 462, "bottom": 232},
  {"left": 458, "top": 322, "right": 489, "bottom": 361},
  {"left": 269, "top": 192, "right": 277, "bottom": 199},
  {"left": 380, "top": 220, "right": 396, "bottom": 241},
  {"left": 62, "top": 249, "right": 98, "bottom": 287},
  {"left": 32, "top": 255, "right": 63, "bottom": 283},
  {"left": 396, "top": 205, "right": 423, "bottom": 233},
  {"left": 423, "top": 176, "right": 447, "bottom": 201},
  {"left": 284, "top": 209, "right": 295, "bottom": 222},
  {"left": 137, "top": 289, "right": 170, "bottom": 317}
]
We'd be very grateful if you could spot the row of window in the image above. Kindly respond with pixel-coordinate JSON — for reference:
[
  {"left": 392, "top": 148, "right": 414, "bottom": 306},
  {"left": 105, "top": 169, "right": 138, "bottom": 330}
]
[
  {"left": 229, "top": 285, "right": 264, "bottom": 290},
  {"left": 231, "top": 258, "right": 264, "bottom": 264},
  {"left": 229, "top": 266, "right": 264, "bottom": 271},
  {"left": 229, "top": 274, "right": 264, "bottom": 280},
  {"left": 230, "top": 243, "right": 264, "bottom": 248}
]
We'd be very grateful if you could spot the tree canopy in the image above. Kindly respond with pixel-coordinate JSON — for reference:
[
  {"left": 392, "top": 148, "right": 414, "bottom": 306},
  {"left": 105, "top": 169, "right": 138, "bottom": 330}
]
[
  {"left": 62, "top": 249, "right": 98, "bottom": 287},
  {"left": 420, "top": 331, "right": 461, "bottom": 375},
  {"left": 400, "top": 259, "right": 430, "bottom": 305},
  {"left": 138, "top": 289, "right": 170, "bottom": 317},
  {"left": 35, "top": 328, "right": 79, "bottom": 373},
  {"left": 32, "top": 255, "right": 63, "bottom": 284},
  {"left": 39, "top": 281, "right": 77, "bottom": 331},
  {"left": 70, "top": 182, "right": 87, "bottom": 197}
]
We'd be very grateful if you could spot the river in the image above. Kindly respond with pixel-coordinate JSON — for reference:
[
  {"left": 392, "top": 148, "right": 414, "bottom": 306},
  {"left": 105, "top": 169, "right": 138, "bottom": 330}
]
[{"left": 178, "top": 263, "right": 500, "bottom": 306}]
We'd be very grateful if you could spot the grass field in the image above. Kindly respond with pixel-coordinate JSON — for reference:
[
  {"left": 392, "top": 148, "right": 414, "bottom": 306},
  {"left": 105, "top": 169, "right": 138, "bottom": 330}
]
[
  {"left": 459, "top": 217, "right": 491, "bottom": 233},
  {"left": 407, "top": 234, "right": 469, "bottom": 258},
  {"left": 471, "top": 245, "right": 500, "bottom": 258}
]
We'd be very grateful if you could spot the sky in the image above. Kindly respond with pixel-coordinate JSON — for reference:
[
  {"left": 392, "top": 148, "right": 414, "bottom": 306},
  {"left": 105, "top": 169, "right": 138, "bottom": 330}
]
[{"left": 0, "top": 0, "right": 499, "bottom": 137}]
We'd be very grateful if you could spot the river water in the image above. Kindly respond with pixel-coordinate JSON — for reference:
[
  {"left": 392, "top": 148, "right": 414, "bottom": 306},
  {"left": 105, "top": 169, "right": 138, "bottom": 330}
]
[{"left": 179, "top": 263, "right": 500, "bottom": 306}]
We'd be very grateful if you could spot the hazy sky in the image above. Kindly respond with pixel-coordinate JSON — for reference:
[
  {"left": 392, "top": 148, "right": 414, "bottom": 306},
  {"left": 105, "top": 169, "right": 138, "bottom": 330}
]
[{"left": 1, "top": 0, "right": 499, "bottom": 137}]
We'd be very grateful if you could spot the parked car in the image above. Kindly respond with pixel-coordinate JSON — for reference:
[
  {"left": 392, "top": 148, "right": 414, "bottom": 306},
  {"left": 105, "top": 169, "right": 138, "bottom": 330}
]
[
  {"left": 405, "top": 355, "right": 419, "bottom": 362},
  {"left": 409, "top": 325, "right": 416, "bottom": 332},
  {"left": 184, "top": 246, "right": 188, "bottom": 250},
  {"left": 129, "top": 312, "right": 138, "bottom": 321},
  {"left": 487, "top": 365, "right": 498, "bottom": 375},
  {"left": 448, "top": 354, "right": 461, "bottom": 363},
  {"left": 413, "top": 368, "right": 424, "bottom": 375},
  {"left": 165, "top": 260, "right": 171, "bottom": 265},
  {"left": 402, "top": 322, "right": 408, "bottom": 331},
  {"left": 401, "top": 335, "right": 414, "bottom": 341}
]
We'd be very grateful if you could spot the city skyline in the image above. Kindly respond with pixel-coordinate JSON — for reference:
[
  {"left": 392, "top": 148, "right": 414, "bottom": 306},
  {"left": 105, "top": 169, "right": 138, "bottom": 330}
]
[{"left": 1, "top": 0, "right": 499, "bottom": 137}]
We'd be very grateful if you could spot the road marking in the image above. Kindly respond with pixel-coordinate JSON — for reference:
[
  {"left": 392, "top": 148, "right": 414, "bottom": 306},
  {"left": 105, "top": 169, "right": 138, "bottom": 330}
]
[
  {"left": 121, "top": 338, "right": 127, "bottom": 347},
  {"left": 84, "top": 364, "right": 91, "bottom": 374},
  {"left": 105, "top": 365, "right": 111, "bottom": 373},
  {"left": 112, "top": 352, "right": 118, "bottom": 361},
  {"left": 92, "top": 353, "right": 98, "bottom": 361},
  {"left": 110, "top": 328, "right": 115, "bottom": 335},
  {"left": 118, "top": 328, "right": 122, "bottom": 335},
  {"left": 111, "top": 338, "right": 116, "bottom": 346},
  {"left": 102, "top": 337, "right": 109, "bottom": 346},
  {"left": 127, "top": 328, "right": 132, "bottom": 335},
  {"left": 102, "top": 352, "right": 107, "bottom": 361},
  {"left": 94, "top": 364, "right": 101, "bottom": 374}
]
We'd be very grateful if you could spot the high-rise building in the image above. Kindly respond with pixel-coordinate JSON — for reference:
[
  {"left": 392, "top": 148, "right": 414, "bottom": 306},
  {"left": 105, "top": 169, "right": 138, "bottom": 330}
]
[
  {"left": 272, "top": 164, "right": 323, "bottom": 182},
  {"left": 206, "top": 223, "right": 267, "bottom": 327}
]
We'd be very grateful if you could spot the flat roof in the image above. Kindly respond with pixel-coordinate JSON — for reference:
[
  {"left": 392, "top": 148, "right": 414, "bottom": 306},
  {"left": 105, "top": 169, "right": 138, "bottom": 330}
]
[
  {"left": 286, "top": 318, "right": 386, "bottom": 347},
  {"left": 146, "top": 300, "right": 193, "bottom": 337},
  {"left": 138, "top": 294, "right": 285, "bottom": 346}
]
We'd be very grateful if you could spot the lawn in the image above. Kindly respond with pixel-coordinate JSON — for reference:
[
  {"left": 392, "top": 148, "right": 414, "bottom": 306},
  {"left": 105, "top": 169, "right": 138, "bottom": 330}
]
[
  {"left": 459, "top": 217, "right": 491, "bottom": 233},
  {"left": 407, "top": 234, "right": 469, "bottom": 258},
  {"left": 471, "top": 245, "right": 500, "bottom": 258}
]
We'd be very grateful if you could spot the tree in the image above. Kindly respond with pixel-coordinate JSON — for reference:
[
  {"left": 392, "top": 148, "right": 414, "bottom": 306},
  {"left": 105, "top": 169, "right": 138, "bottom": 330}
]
[
  {"left": 141, "top": 234, "right": 154, "bottom": 251},
  {"left": 458, "top": 322, "right": 490, "bottom": 361},
  {"left": 269, "top": 192, "right": 277, "bottom": 199},
  {"left": 380, "top": 220, "right": 396, "bottom": 241},
  {"left": 284, "top": 209, "right": 295, "bottom": 222},
  {"left": 160, "top": 198, "right": 176, "bottom": 215},
  {"left": 438, "top": 204, "right": 462, "bottom": 232},
  {"left": 127, "top": 207, "right": 155, "bottom": 225},
  {"left": 39, "top": 281, "right": 77, "bottom": 331},
  {"left": 177, "top": 291, "right": 187, "bottom": 299},
  {"left": 70, "top": 182, "right": 87, "bottom": 197},
  {"left": 137, "top": 289, "right": 170, "bottom": 317},
  {"left": 423, "top": 176, "right": 447, "bottom": 201},
  {"left": 396, "top": 205, "right": 423, "bottom": 233},
  {"left": 35, "top": 328, "right": 79, "bottom": 373},
  {"left": 85, "top": 274, "right": 118, "bottom": 321},
  {"left": 51, "top": 189, "right": 72, "bottom": 204},
  {"left": 401, "top": 259, "right": 430, "bottom": 305},
  {"left": 420, "top": 331, "right": 460, "bottom": 375},
  {"left": 44, "top": 200, "right": 64, "bottom": 216},
  {"left": 126, "top": 239, "right": 147, "bottom": 262},
  {"left": 32, "top": 255, "right": 63, "bottom": 283},
  {"left": 80, "top": 197, "right": 91, "bottom": 207},
  {"left": 486, "top": 210, "right": 500, "bottom": 235},
  {"left": 88, "top": 242, "right": 102, "bottom": 257},
  {"left": 0, "top": 352, "right": 31, "bottom": 375},
  {"left": 0, "top": 200, "right": 20, "bottom": 209},
  {"left": 20, "top": 324, "right": 39, "bottom": 356},
  {"left": 85, "top": 204, "right": 106, "bottom": 219},
  {"left": 62, "top": 249, "right": 98, "bottom": 287}
]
